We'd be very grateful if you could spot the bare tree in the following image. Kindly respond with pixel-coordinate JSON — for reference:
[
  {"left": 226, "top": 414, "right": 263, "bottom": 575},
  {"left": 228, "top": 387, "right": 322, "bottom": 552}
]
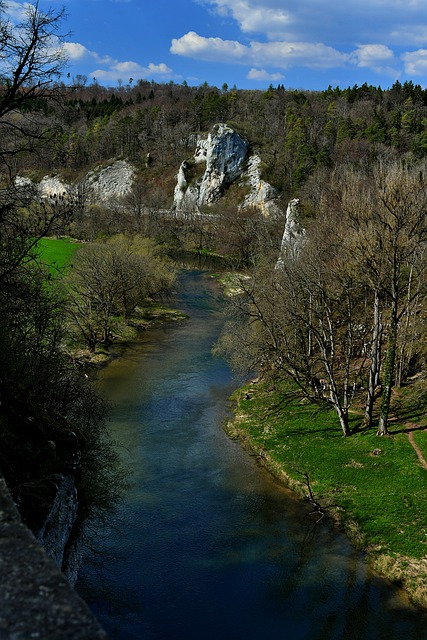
[
  {"left": 66, "top": 235, "right": 176, "bottom": 349},
  {"left": 336, "top": 161, "right": 427, "bottom": 434},
  {"left": 373, "top": 162, "right": 427, "bottom": 434},
  {"left": 0, "top": 1, "right": 69, "bottom": 176},
  {"left": 217, "top": 213, "right": 368, "bottom": 438}
]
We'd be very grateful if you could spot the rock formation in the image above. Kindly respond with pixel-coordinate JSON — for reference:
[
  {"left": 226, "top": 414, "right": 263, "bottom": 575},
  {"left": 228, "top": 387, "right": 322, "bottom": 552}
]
[
  {"left": 242, "top": 154, "right": 281, "bottom": 217},
  {"left": 84, "top": 159, "right": 136, "bottom": 204},
  {"left": 0, "top": 387, "right": 87, "bottom": 586},
  {"left": 35, "top": 474, "right": 79, "bottom": 580},
  {"left": 16, "top": 159, "right": 136, "bottom": 205},
  {"left": 173, "top": 123, "right": 282, "bottom": 217},
  {"left": 173, "top": 123, "right": 249, "bottom": 213},
  {"left": 39, "top": 175, "right": 71, "bottom": 199},
  {"left": 17, "top": 129, "right": 283, "bottom": 220},
  {"left": 0, "top": 475, "right": 107, "bottom": 638},
  {"left": 275, "top": 198, "right": 306, "bottom": 268}
]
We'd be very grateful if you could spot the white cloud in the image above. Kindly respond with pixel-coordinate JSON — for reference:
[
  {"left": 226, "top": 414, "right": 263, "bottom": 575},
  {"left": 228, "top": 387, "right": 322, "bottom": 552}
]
[
  {"left": 146, "top": 63, "right": 173, "bottom": 75},
  {"left": 91, "top": 61, "right": 175, "bottom": 83},
  {"left": 351, "top": 44, "right": 398, "bottom": 75},
  {"left": 175, "top": 0, "right": 427, "bottom": 80},
  {"left": 200, "top": 0, "right": 293, "bottom": 38},
  {"left": 199, "top": 0, "right": 427, "bottom": 46},
  {"left": 390, "top": 25, "right": 427, "bottom": 46},
  {"left": 63, "top": 42, "right": 100, "bottom": 62},
  {"left": 171, "top": 32, "right": 248, "bottom": 63},
  {"left": 251, "top": 40, "right": 349, "bottom": 69},
  {"left": 4, "top": 1, "right": 30, "bottom": 22},
  {"left": 247, "top": 68, "right": 284, "bottom": 81},
  {"left": 62, "top": 39, "right": 175, "bottom": 82},
  {"left": 401, "top": 49, "right": 427, "bottom": 75},
  {"left": 353, "top": 44, "right": 395, "bottom": 68},
  {"left": 171, "top": 32, "right": 348, "bottom": 69}
]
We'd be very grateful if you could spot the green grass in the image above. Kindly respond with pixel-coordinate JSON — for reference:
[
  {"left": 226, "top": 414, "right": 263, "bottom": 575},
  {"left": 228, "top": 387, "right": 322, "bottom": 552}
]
[
  {"left": 229, "top": 380, "right": 427, "bottom": 563},
  {"left": 37, "top": 237, "right": 79, "bottom": 276}
]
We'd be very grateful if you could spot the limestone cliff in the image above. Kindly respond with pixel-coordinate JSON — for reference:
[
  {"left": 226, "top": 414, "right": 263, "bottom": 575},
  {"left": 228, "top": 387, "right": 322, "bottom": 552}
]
[
  {"left": 173, "top": 123, "right": 249, "bottom": 213},
  {"left": 242, "top": 154, "right": 282, "bottom": 217},
  {"left": 0, "top": 392, "right": 86, "bottom": 586},
  {"left": 17, "top": 130, "right": 282, "bottom": 219},
  {"left": 173, "top": 123, "right": 282, "bottom": 217},
  {"left": 16, "top": 159, "right": 136, "bottom": 204},
  {"left": 275, "top": 198, "right": 306, "bottom": 268},
  {"left": 83, "top": 159, "right": 136, "bottom": 204}
]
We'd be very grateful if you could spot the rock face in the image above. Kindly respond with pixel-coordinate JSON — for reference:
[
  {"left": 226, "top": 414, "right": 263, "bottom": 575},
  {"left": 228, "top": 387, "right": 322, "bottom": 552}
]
[
  {"left": 0, "top": 475, "right": 107, "bottom": 639},
  {"left": 17, "top": 131, "right": 282, "bottom": 218},
  {"left": 0, "top": 390, "right": 86, "bottom": 587},
  {"left": 39, "top": 176, "right": 72, "bottom": 199},
  {"left": 84, "top": 159, "right": 136, "bottom": 204},
  {"left": 173, "top": 123, "right": 282, "bottom": 217},
  {"left": 35, "top": 474, "right": 79, "bottom": 580},
  {"left": 276, "top": 198, "right": 306, "bottom": 268},
  {"left": 242, "top": 154, "right": 281, "bottom": 217},
  {"left": 16, "top": 159, "right": 136, "bottom": 204},
  {"left": 174, "top": 123, "right": 249, "bottom": 213}
]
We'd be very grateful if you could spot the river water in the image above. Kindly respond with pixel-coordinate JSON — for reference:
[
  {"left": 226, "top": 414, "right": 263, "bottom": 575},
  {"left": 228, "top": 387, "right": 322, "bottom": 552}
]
[{"left": 77, "top": 270, "right": 427, "bottom": 640}]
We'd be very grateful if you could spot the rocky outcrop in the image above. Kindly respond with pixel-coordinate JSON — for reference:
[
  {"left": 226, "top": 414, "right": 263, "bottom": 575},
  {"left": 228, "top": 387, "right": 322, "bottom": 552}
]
[
  {"left": 35, "top": 474, "right": 79, "bottom": 578},
  {"left": 83, "top": 159, "right": 136, "bottom": 204},
  {"left": 276, "top": 198, "right": 306, "bottom": 268},
  {"left": 0, "top": 475, "right": 107, "bottom": 639},
  {"left": 242, "top": 154, "right": 281, "bottom": 217},
  {"left": 16, "top": 159, "right": 136, "bottom": 204},
  {"left": 173, "top": 123, "right": 282, "bottom": 217},
  {"left": 16, "top": 175, "right": 72, "bottom": 199},
  {"left": 0, "top": 391, "right": 86, "bottom": 586},
  {"left": 173, "top": 123, "right": 249, "bottom": 213},
  {"left": 39, "top": 175, "right": 73, "bottom": 199}
]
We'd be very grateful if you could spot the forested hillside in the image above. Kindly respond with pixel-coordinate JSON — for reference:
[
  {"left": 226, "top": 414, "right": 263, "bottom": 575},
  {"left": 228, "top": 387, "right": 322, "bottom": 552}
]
[{"left": 14, "top": 76, "right": 427, "bottom": 206}]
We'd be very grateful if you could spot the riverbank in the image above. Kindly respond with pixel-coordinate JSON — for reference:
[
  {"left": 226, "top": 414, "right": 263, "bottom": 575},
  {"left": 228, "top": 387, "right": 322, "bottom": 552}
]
[
  {"left": 71, "top": 302, "right": 188, "bottom": 368},
  {"left": 226, "top": 377, "right": 427, "bottom": 610}
]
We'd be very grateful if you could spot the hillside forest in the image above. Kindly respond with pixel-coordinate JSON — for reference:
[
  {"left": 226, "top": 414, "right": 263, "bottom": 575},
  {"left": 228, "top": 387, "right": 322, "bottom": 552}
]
[{"left": 0, "top": 1, "right": 426, "bottom": 587}]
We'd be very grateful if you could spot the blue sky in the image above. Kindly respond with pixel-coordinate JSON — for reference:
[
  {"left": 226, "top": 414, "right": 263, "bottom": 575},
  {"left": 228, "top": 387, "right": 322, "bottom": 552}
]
[{"left": 8, "top": 0, "right": 427, "bottom": 90}]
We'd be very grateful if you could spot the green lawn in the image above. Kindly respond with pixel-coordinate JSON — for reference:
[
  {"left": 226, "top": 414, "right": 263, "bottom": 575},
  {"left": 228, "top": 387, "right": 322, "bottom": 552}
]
[
  {"left": 37, "top": 237, "right": 79, "bottom": 276},
  {"left": 229, "top": 379, "right": 427, "bottom": 605}
]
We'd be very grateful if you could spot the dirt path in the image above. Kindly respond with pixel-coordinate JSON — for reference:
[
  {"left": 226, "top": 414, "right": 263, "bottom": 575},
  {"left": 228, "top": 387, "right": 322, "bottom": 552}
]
[{"left": 405, "top": 423, "right": 427, "bottom": 470}]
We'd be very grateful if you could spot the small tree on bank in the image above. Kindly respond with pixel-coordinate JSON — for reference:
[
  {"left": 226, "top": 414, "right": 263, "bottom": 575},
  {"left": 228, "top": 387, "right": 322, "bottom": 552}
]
[{"left": 66, "top": 234, "right": 176, "bottom": 350}]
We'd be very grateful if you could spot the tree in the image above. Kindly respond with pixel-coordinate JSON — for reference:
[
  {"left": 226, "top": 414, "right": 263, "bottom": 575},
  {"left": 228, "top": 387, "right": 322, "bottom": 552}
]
[
  {"left": 274, "top": 213, "right": 368, "bottom": 437},
  {"left": 66, "top": 235, "right": 176, "bottom": 349},
  {"left": 0, "top": 2, "right": 126, "bottom": 565},
  {"left": 217, "top": 210, "right": 368, "bottom": 438},
  {"left": 0, "top": 0, "right": 69, "bottom": 175},
  {"left": 373, "top": 162, "right": 427, "bottom": 434},
  {"left": 0, "top": 0, "right": 72, "bottom": 271},
  {"left": 329, "top": 161, "right": 427, "bottom": 434},
  {"left": 329, "top": 165, "right": 387, "bottom": 429},
  {"left": 211, "top": 204, "right": 281, "bottom": 269}
]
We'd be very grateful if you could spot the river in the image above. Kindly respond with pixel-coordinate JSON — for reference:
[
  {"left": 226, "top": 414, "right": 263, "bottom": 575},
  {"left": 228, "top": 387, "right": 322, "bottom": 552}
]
[{"left": 76, "top": 269, "right": 427, "bottom": 640}]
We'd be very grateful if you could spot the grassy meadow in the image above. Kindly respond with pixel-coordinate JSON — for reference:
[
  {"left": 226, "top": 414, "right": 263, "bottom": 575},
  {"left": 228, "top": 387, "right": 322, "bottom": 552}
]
[
  {"left": 228, "top": 378, "right": 427, "bottom": 607},
  {"left": 37, "top": 236, "right": 79, "bottom": 275}
]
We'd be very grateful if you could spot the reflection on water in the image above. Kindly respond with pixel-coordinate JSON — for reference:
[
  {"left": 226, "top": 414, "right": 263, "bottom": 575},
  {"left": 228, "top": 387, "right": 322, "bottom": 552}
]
[{"left": 77, "top": 270, "right": 427, "bottom": 640}]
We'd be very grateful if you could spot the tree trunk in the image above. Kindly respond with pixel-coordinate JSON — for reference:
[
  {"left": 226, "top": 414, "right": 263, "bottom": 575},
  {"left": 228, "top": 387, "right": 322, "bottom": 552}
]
[
  {"left": 377, "top": 299, "right": 398, "bottom": 436},
  {"left": 364, "top": 290, "right": 382, "bottom": 427},
  {"left": 337, "top": 405, "right": 351, "bottom": 437},
  {"left": 396, "top": 263, "right": 415, "bottom": 387},
  {"left": 324, "top": 359, "right": 351, "bottom": 437}
]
